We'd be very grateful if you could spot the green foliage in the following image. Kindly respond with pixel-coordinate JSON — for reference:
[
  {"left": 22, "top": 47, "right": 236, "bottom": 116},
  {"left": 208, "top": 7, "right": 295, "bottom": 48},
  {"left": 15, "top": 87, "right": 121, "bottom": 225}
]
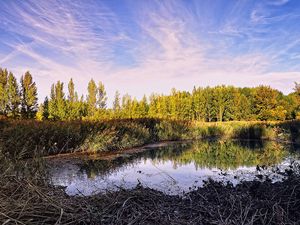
[
  {"left": 97, "top": 81, "right": 107, "bottom": 109},
  {"left": 20, "top": 71, "right": 38, "bottom": 118},
  {"left": 87, "top": 79, "right": 97, "bottom": 117},
  {"left": 48, "top": 81, "right": 67, "bottom": 120},
  {"left": 1, "top": 66, "right": 300, "bottom": 122},
  {"left": 0, "top": 68, "right": 8, "bottom": 115},
  {"left": 6, "top": 72, "right": 20, "bottom": 117}
]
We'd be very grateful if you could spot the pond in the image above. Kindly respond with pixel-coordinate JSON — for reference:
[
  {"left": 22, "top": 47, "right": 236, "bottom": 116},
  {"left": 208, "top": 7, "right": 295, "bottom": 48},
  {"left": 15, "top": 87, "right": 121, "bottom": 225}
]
[{"left": 47, "top": 140, "right": 300, "bottom": 196}]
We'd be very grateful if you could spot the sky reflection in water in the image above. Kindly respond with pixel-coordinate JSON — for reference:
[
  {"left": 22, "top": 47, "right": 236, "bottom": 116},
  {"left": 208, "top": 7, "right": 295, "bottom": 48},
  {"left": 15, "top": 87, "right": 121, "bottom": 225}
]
[{"left": 48, "top": 140, "right": 300, "bottom": 196}]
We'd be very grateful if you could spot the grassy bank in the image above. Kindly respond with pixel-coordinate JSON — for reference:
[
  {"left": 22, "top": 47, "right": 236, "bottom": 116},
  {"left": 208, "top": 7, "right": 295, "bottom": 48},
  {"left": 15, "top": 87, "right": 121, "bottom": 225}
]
[{"left": 1, "top": 118, "right": 300, "bottom": 159}]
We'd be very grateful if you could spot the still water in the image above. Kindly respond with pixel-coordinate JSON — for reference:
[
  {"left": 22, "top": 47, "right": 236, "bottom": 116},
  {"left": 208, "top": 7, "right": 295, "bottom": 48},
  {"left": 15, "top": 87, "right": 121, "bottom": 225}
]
[{"left": 48, "top": 140, "right": 300, "bottom": 196}]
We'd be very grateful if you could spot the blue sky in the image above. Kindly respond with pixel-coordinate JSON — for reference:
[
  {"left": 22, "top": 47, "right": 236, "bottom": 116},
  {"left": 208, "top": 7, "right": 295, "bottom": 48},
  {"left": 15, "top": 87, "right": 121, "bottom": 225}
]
[{"left": 0, "top": 0, "right": 300, "bottom": 104}]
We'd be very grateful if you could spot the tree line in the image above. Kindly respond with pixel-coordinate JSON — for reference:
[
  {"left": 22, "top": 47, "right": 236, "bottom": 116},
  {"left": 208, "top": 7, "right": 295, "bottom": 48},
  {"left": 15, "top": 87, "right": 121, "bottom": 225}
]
[{"left": 1, "top": 67, "right": 300, "bottom": 121}]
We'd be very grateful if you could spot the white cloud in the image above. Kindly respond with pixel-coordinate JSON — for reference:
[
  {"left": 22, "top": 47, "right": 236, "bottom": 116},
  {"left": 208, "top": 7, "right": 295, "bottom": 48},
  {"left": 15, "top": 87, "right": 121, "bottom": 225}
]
[{"left": 0, "top": 0, "right": 299, "bottom": 105}]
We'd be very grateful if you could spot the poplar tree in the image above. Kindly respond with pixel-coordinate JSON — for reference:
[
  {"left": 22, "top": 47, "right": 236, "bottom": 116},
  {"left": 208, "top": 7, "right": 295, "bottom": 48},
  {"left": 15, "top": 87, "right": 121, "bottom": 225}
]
[
  {"left": 43, "top": 97, "right": 49, "bottom": 119},
  {"left": 0, "top": 68, "right": 8, "bottom": 115},
  {"left": 48, "top": 81, "right": 66, "bottom": 120},
  {"left": 97, "top": 81, "right": 107, "bottom": 109},
  {"left": 113, "top": 90, "right": 121, "bottom": 118},
  {"left": 87, "top": 79, "right": 97, "bottom": 117},
  {"left": 139, "top": 95, "right": 149, "bottom": 118},
  {"left": 68, "top": 78, "right": 75, "bottom": 103},
  {"left": 20, "top": 71, "right": 38, "bottom": 118},
  {"left": 67, "top": 78, "right": 78, "bottom": 120},
  {"left": 113, "top": 90, "right": 121, "bottom": 111},
  {"left": 7, "top": 72, "right": 20, "bottom": 117}
]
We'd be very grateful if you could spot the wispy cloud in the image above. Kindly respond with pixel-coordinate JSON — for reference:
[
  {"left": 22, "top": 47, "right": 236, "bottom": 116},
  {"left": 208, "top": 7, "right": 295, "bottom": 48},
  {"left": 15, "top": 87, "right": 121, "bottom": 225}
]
[{"left": 0, "top": 0, "right": 299, "bottom": 103}]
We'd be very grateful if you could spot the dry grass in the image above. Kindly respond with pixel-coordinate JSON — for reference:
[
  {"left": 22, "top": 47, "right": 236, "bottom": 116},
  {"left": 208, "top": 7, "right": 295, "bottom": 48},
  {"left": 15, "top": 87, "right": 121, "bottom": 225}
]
[{"left": 1, "top": 174, "right": 300, "bottom": 225}]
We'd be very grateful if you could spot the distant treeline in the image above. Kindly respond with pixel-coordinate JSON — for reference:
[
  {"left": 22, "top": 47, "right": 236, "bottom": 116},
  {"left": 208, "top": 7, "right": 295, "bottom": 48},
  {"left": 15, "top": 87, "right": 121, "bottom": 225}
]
[{"left": 1, "top": 67, "right": 300, "bottom": 121}]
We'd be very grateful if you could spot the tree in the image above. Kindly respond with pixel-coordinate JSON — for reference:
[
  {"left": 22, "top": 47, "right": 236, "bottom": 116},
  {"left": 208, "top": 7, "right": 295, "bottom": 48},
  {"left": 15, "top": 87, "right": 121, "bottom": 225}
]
[
  {"left": 0, "top": 68, "right": 8, "bottom": 115},
  {"left": 203, "top": 87, "right": 216, "bottom": 122},
  {"left": 113, "top": 90, "right": 121, "bottom": 118},
  {"left": 294, "top": 82, "right": 300, "bottom": 95},
  {"left": 48, "top": 81, "right": 67, "bottom": 120},
  {"left": 97, "top": 81, "right": 107, "bottom": 109},
  {"left": 20, "top": 71, "right": 38, "bottom": 118},
  {"left": 192, "top": 87, "right": 206, "bottom": 121},
  {"left": 36, "top": 103, "right": 45, "bottom": 121},
  {"left": 68, "top": 78, "right": 75, "bottom": 103},
  {"left": 43, "top": 97, "right": 49, "bottom": 119},
  {"left": 87, "top": 79, "right": 97, "bottom": 117},
  {"left": 122, "top": 94, "right": 132, "bottom": 118},
  {"left": 138, "top": 95, "right": 149, "bottom": 118},
  {"left": 253, "top": 85, "right": 284, "bottom": 121},
  {"left": 6, "top": 72, "right": 20, "bottom": 117},
  {"left": 66, "top": 78, "right": 82, "bottom": 120},
  {"left": 292, "top": 82, "right": 300, "bottom": 118}
]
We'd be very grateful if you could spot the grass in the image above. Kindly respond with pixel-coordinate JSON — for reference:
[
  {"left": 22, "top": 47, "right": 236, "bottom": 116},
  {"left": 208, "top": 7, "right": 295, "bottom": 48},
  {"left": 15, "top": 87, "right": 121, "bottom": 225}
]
[
  {"left": 1, "top": 172, "right": 300, "bottom": 225},
  {"left": 1, "top": 118, "right": 300, "bottom": 159}
]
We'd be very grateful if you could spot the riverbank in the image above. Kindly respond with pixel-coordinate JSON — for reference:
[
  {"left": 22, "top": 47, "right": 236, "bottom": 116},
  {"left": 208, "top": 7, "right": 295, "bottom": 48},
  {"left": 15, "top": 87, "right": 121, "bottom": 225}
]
[
  {"left": 1, "top": 118, "right": 300, "bottom": 159},
  {"left": 1, "top": 172, "right": 300, "bottom": 225}
]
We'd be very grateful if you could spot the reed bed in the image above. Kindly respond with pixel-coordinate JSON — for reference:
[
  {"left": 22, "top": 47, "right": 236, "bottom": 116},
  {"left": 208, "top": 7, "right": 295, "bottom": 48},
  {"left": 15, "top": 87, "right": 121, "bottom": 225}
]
[{"left": 1, "top": 118, "right": 300, "bottom": 159}]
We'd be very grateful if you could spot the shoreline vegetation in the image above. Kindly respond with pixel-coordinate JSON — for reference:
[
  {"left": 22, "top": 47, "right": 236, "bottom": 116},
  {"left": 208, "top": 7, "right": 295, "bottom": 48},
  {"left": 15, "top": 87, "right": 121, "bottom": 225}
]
[{"left": 1, "top": 118, "right": 300, "bottom": 159}]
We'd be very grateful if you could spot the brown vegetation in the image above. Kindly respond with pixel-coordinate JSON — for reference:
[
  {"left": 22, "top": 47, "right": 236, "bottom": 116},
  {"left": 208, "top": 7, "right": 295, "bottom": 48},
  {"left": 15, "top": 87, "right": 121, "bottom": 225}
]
[{"left": 1, "top": 173, "right": 300, "bottom": 225}]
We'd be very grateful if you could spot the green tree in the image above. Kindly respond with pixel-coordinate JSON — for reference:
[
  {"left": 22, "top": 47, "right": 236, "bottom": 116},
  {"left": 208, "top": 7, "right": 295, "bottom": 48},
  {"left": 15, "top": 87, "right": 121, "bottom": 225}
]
[
  {"left": 138, "top": 95, "right": 149, "bottom": 118},
  {"left": 43, "top": 97, "right": 49, "bottom": 119},
  {"left": 20, "top": 71, "right": 38, "bottom": 118},
  {"left": 6, "top": 72, "right": 20, "bottom": 117},
  {"left": 97, "top": 81, "right": 107, "bottom": 109},
  {"left": 87, "top": 79, "right": 97, "bottom": 117},
  {"left": 292, "top": 82, "right": 300, "bottom": 118},
  {"left": 36, "top": 103, "right": 45, "bottom": 121},
  {"left": 113, "top": 90, "right": 121, "bottom": 118},
  {"left": 121, "top": 94, "right": 132, "bottom": 118},
  {"left": 203, "top": 87, "right": 216, "bottom": 122},
  {"left": 253, "top": 85, "right": 284, "bottom": 121},
  {"left": 66, "top": 78, "right": 82, "bottom": 120},
  {"left": 0, "top": 68, "right": 8, "bottom": 115},
  {"left": 68, "top": 78, "right": 75, "bottom": 103},
  {"left": 48, "top": 81, "right": 67, "bottom": 120},
  {"left": 192, "top": 87, "right": 206, "bottom": 121}
]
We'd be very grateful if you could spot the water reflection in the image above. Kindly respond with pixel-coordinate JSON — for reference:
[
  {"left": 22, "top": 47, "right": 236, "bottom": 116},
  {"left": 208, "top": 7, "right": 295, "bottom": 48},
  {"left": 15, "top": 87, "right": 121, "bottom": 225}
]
[{"left": 48, "top": 140, "right": 300, "bottom": 196}]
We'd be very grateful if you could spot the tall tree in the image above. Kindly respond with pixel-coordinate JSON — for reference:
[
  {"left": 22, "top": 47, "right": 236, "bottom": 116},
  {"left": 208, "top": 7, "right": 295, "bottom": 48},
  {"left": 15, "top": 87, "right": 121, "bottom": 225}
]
[
  {"left": 113, "top": 90, "right": 121, "bottom": 118},
  {"left": 6, "top": 72, "right": 20, "bottom": 117},
  {"left": 20, "top": 71, "right": 38, "bottom": 118},
  {"left": 113, "top": 90, "right": 121, "bottom": 111},
  {"left": 0, "top": 68, "right": 8, "bottom": 115},
  {"left": 292, "top": 82, "right": 300, "bottom": 118},
  {"left": 87, "top": 79, "right": 97, "bottom": 116},
  {"left": 253, "top": 85, "right": 283, "bottom": 121},
  {"left": 43, "top": 97, "right": 49, "bottom": 119},
  {"left": 97, "top": 81, "right": 107, "bottom": 109},
  {"left": 138, "top": 95, "right": 149, "bottom": 118},
  {"left": 68, "top": 78, "right": 75, "bottom": 103},
  {"left": 66, "top": 78, "right": 81, "bottom": 120},
  {"left": 48, "top": 81, "right": 66, "bottom": 120},
  {"left": 122, "top": 94, "right": 132, "bottom": 118}
]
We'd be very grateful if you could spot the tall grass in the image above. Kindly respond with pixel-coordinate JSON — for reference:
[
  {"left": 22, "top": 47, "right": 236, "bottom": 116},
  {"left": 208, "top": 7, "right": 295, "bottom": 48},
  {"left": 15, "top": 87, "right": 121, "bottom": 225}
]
[{"left": 1, "top": 118, "right": 299, "bottom": 159}]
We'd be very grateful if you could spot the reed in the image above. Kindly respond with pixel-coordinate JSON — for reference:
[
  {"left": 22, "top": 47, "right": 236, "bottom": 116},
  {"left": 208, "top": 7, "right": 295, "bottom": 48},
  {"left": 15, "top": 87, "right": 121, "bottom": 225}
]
[{"left": 1, "top": 118, "right": 299, "bottom": 159}]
